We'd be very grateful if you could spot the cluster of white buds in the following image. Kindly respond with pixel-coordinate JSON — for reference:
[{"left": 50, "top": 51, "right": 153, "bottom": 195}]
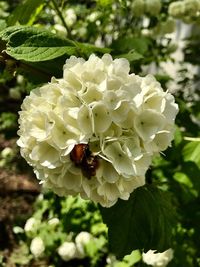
[
  {"left": 58, "top": 232, "right": 93, "bottom": 261},
  {"left": 17, "top": 54, "right": 178, "bottom": 207}
]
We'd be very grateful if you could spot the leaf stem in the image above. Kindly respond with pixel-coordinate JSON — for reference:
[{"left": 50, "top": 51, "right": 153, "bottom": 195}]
[{"left": 51, "top": 0, "right": 73, "bottom": 39}]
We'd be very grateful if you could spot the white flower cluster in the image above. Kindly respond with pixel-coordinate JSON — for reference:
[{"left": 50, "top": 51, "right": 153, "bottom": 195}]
[
  {"left": 17, "top": 54, "right": 178, "bottom": 207},
  {"left": 132, "top": 0, "right": 162, "bottom": 17},
  {"left": 168, "top": 0, "right": 200, "bottom": 23},
  {"left": 58, "top": 232, "right": 93, "bottom": 261},
  {"left": 142, "top": 249, "right": 174, "bottom": 267}
]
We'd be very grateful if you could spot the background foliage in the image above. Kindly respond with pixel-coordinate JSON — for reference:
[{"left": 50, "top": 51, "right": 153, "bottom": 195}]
[{"left": 0, "top": 0, "right": 200, "bottom": 266}]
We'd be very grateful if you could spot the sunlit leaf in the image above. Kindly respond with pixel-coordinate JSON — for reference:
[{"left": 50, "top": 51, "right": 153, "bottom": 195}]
[
  {"left": 0, "top": 26, "right": 76, "bottom": 62},
  {"left": 183, "top": 141, "right": 200, "bottom": 167},
  {"left": 7, "top": 0, "right": 45, "bottom": 26}
]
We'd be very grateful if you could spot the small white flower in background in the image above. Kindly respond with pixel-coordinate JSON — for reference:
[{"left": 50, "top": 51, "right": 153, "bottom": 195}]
[
  {"left": 9, "top": 88, "right": 21, "bottom": 100},
  {"left": 24, "top": 217, "right": 39, "bottom": 232},
  {"left": 48, "top": 217, "right": 60, "bottom": 226},
  {"left": 64, "top": 8, "right": 77, "bottom": 26},
  {"left": 75, "top": 231, "right": 93, "bottom": 257},
  {"left": 54, "top": 8, "right": 76, "bottom": 28},
  {"left": 17, "top": 54, "right": 178, "bottom": 207},
  {"left": 17, "top": 74, "right": 24, "bottom": 84},
  {"left": 168, "top": 1, "right": 185, "bottom": 18},
  {"left": 37, "top": 194, "right": 44, "bottom": 201},
  {"left": 1, "top": 147, "right": 14, "bottom": 159},
  {"left": 54, "top": 24, "right": 67, "bottom": 35},
  {"left": 58, "top": 242, "right": 78, "bottom": 261},
  {"left": 142, "top": 249, "right": 174, "bottom": 267},
  {"left": 87, "top": 11, "right": 100, "bottom": 22},
  {"left": 30, "top": 237, "right": 45, "bottom": 258}
]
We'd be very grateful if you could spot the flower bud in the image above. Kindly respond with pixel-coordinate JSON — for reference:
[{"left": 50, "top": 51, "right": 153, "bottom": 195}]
[
  {"left": 58, "top": 242, "right": 78, "bottom": 261},
  {"left": 30, "top": 237, "right": 45, "bottom": 258}
]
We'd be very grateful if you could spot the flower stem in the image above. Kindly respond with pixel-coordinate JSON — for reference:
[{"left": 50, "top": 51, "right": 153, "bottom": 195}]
[{"left": 51, "top": 0, "right": 73, "bottom": 39}]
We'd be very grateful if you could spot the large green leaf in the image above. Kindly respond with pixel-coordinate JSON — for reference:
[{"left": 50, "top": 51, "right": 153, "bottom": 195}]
[
  {"left": 7, "top": 0, "right": 45, "bottom": 26},
  {"left": 100, "top": 185, "right": 176, "bottom": 259},
  {"left": 0, "top": 26, "right": 76, "bottom": 62},
  {"left": 182, "top": 141, "right": 200, "bottom": 167}
]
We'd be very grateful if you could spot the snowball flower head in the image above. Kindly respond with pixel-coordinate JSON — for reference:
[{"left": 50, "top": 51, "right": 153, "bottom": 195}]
[
  {"left": 58, "top": 242, "right": 78, "bottom": 261},
  {"left": 17, "top": 54, "right": 178, "bottom": 207},
  {"left": 142, "top": 249, "right": 174, "bottom": 267},
  {"left": 30, "top": 237, "right": 45, "bottom": 258},
  {"left": 145, "top": 0, "right": 162, "bottom": 16},
  {"left": 168, "top": 1, "right": 185, "bottom": 18}
]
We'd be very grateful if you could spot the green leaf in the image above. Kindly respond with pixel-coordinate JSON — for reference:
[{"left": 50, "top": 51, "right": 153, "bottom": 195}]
[
  {"left": 182, "top": 141, "right": 200, "bottom": 167},
  {"left": 0, "top": 20, "right": 7, "bottom": 31},
  {"left": 173, "top": 172, "right": 193, "bottom": 188},
  {"left": 117, "top": 49, "right": 143, "bottom": 62},
  {"left": 7, "top": 0, "right": 45, "bottom": 26},
  {"left": 100, "top": 185, "right": 176, "bottom": 259},
  {"left": 182, "top": 162, "right": 200, "bottom": 193},
  {"left": 75, "top": 42, "right": 112, "bottom": 57},
  {"left": 0, "top": 26, "right": 76, "bottom": 62},
  {"left": 112, "top": 37, "right": 151, "bottom": 55},
  {"left": 17, "top": 56, "right": 66, "bottom": 83},
  {"left": 124, "top": 250, "right": 141, "bottom": 265}
]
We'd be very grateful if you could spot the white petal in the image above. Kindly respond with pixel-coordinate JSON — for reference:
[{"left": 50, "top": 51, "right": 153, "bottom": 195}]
[
  {"left": 143, "top": 92, "right": 166, "bottom": 112},
  {"left": 134, "top": 109, "right": 166, "bottom": 141},
  {"left": 60, "top": 171, "right": 82, "bottom": 190},
  {"left": 77, "top": 105, "right": 93, "bottom": 134},
  {"left": 163, "top": 94, "right": 179, "bottom": 122},
  {"left": 30, "top": 142, "right": 60, "bottom": 169},
  {"left": 92, "top": 103, "right": 112, "bottom": 133},
  {"left": 110, "top": 101, "right": 130, "bottom": 123},
  {"left": 96, "top": 160, "right": 119, "bottom": 183},
  {"left": 97, "top": 182, "right": 119, "bottom": 201},
  {"left": 133, "top": 154, "right": 152, "bottom": 176},
  {"left": 113, "top": 58, "right": 130, "bottom": 75},
  {"left": 103, "top": 142, "right": 135, "bottom": 176},
  {"left": 103, "top": 90, "right": 121, "bottom": 110},
  {"left": 81, "top": 86, "right": 102, "bottom": 104}
]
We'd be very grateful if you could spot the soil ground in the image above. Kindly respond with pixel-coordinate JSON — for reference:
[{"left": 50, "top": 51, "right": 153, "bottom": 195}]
[{"left": 0, "top": 135, "right": 41, "bottom": 266}]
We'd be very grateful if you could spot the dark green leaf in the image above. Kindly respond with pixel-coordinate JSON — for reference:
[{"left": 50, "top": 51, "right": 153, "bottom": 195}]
[
  {"left": 17, "top": 56, "right": 66, "bottom": 83},
  {"left": 7, "top": 0, "right": 45, "bottom": 26},
  {"left": 100, "top": 185, "right": 176, "bottom": 259},
  {"left": 0, "top": 26, "right": 76, "bottom": 62},
  {"left": 112, "top": 37, "right": 151, "bottom": 55}
]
